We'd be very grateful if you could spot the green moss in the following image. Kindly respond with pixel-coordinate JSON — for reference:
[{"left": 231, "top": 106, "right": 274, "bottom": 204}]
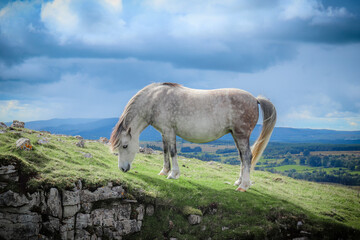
[{"left": 182, "top": 206, "right": 203, "bottom": 216}]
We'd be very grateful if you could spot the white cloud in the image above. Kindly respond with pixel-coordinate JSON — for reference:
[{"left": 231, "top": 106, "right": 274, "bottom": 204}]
[
  {"left": 281, "top": 0, "right": 352, "bottom": 23},
  {"left": 41, "top": 0, "right": 126, "bottom": 45},
  {"left": 0, "top": 100, "right": 51, "bottom": 122}
]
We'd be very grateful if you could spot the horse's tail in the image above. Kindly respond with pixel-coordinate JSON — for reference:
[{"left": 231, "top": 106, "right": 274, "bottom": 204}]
[{"left": 251, "top": 96, "right": 277, "bottom": 169}]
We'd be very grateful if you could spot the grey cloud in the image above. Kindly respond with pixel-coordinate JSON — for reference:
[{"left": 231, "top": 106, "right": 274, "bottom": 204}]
[{"left": 1, "top": 0, "right": 359, "bottom": 72}]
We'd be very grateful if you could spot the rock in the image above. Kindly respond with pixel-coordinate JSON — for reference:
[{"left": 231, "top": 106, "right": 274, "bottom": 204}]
[
  {"left": 16, "top": 138, "right": 33, "bottom": 151},
  {"left": 0, "top": 165, "right": 19, "bottom": 185},
  {"left": 60, "top": 217, "right": 75, "bottom": 240},
  {"left": 0, "top": 130, "right": 5, "bottom": 134},
  {"left": 47, "top": 188, "right": 63, "bottom": 218},
  {"left": 99, "top": 137, "right": 109, "bottom": 144},
  {"left": 81, "top": 202, "right": 93, "bottom": 214},
  {"left": 146, "top": 204, "right": 154, "bottom": 216},
  {"left": 76, "top": 139, "right": 85, "bottom": 148},
  {"left": 80, "top": 186, "right": 124, "bottom": 203},
  {"left": 76, "top": 213, "right": 91, "bottom": 229},
  {"left": 222, "top": 226, "right": 229, "bottom": 231},
  {"left": 136, "top": 204, "right": 145, "bottom": 221},
  {"left": 188, "top": 214, "right": 202, "bottom": 225},
  {"left": 297, "top": 220, "right": 303, "bottom": 229},
  {"left": 83, "top": 153, "right": 92, "bottom": 158},
  {"left": 75, "top": 135, "right": 83, "bottom": 140},
  {"left": 64, "top": 205, "right": 81, "bottom": 218},
  {"left": 43, "top": 216, "right": 60, "bottom": 234},
  {"left": 115, "top": 219, "right": 141, "bottom": 235},
  {"left": 0, "top": 190, "right": 29, "bottom": 207},
  {"left": 0, "top": 165, "right": 16, "bottom": 175},
  {"left": 38, "top": 137, "right": 50, "bottom": 145},
  {"left": 11, "top": 120, "right": 25, "bottom": 128},
  {"left": 75, "top": 229, "right": 91, "bottom": 240},
  {"left": 63, "top": 190, "right": 80, "bottom": 206},
  {"left": 0, "top": 212, "right": 41, "bottom": 239},
  {"left": 139, "top": 147, "right": 154, "bottom": 154},
  {"left": 0, "top": 122, "right": 7, "bottom": 129},
  {"left": 62, "top": 190, "right": 80, "bottom": 218}
]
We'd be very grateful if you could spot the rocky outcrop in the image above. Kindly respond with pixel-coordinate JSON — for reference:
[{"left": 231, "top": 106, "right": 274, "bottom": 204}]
[
  {"left": 0, "top": 122, "right": 7, "bottom": 129},
  {"left": 10, "top": 120, "right": 25, "bottom": 128},
  {"left": 0, "top": 164, "right": 154, "bottom": 240}
]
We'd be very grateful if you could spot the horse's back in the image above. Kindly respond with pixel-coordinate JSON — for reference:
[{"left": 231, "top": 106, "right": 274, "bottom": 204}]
[{"left": 149, "top": 84, "right": 259, "bottom": 142}]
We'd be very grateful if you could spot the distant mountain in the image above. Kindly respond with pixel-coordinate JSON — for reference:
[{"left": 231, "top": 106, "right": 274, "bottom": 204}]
[{"left": 12, "top": 118, "right": 360, "bottom": 143}]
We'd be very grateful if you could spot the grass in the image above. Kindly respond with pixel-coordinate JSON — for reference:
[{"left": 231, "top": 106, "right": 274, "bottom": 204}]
[{"left": 1, "top": 128, "right": 360, "bottom": 239}]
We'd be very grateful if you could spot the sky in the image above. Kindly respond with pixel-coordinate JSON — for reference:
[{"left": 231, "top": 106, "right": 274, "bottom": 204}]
[{"left": 0, "top": 0, "right": 359, "bottom": 130}]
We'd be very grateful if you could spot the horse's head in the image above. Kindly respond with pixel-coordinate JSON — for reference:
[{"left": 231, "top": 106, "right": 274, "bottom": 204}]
[{"left": 111, "top": 127, "right": 138, "bottom": 173}]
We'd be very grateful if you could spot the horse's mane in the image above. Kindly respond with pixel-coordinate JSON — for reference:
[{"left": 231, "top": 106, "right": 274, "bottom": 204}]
[
  {"left": 110, "top": 87, "right": 144, "bottom": 151},
  {"left": 110, "top": 82, "right": 180, "bottom": 151}
]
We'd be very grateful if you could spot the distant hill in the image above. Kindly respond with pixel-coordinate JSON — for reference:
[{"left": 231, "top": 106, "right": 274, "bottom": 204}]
[{"left": 8, "top": 118, "right": 360, "bottom": 143}]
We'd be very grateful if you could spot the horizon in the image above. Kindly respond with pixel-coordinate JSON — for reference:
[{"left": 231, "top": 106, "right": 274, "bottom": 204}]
[
  {"left": 3, "top": 117, "right": 360, "bottom": 132},
  {"left": 0, "top": 0, "right": 359, "bottom": 131}
]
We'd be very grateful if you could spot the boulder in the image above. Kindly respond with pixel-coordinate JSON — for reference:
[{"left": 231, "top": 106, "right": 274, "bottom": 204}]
[
  {"left": 188, "top": 214, "right": 202, "bottom": 225},
  {"left": 16, "top": 138, "right": 33, "bottom": 151},
  {"left": 139, "top": 147, "right": 155, "bottom": 154},
  {"left": 11, "top": 120, "right": 25, "bottom": 128},
  {"left": 75, "top": 135, "right": 83, "bottom": 140},
  {"left": 99, "top": 137, "right": 109, "bottom": 144},
  {"left": 76, "top": 140, "right": 85, "bottom": 148}
]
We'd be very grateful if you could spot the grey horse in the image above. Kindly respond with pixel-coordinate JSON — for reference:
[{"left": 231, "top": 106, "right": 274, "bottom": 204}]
[{"left": 110, "top": 82, "right": 276, "bottom": 191}]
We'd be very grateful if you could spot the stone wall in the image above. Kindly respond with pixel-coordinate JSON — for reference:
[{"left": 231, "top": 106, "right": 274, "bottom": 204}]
[{"left": 0, "top": 164, "right": 154, "bottom": 240}]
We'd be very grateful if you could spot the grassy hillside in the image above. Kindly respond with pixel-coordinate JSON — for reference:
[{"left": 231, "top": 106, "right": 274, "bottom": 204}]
[{"left": 1, "top": 128, "right": 360, "bottom": 239}]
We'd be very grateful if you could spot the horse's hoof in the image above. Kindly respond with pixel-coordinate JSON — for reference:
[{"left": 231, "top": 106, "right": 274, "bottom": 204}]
[
  {"left": 234, "top": 180, "right": 241, "bottom": 186},
  {"left": 236, "top": 187, "right": 247, "bottom": 192},
  {"left": 167, "top": 172, "right": 180, "bottom": 179},
  {"left": 158, "top": 169, "right": 170, "bottom": 176}
]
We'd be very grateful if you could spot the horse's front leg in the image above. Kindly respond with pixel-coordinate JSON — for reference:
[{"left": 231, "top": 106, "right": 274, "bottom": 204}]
[
  {"left": 159, "top": 136, "right": 170, "bottom": 176},
  {"left": 166, "top": 131, "right": 180, "bottom": 179}
]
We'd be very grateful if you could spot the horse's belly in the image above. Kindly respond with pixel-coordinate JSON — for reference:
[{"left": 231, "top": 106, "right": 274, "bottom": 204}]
[{"left": 175, "top": 120, "right": 229, "bottom": 143}]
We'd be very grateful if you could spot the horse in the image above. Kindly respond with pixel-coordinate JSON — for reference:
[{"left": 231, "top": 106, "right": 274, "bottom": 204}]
[{"left": 110, "top": 82, "right": 276, "bottom": 192}]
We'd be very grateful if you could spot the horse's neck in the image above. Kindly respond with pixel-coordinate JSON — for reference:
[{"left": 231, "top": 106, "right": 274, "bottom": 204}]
[{"left": 128, "top": 114, "right": 149, "bottom": 138}]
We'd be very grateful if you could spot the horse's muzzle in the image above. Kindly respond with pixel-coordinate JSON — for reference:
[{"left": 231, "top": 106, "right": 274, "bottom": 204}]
[{"left": 120, "top": 164, "right": 130, "bottom": 173}]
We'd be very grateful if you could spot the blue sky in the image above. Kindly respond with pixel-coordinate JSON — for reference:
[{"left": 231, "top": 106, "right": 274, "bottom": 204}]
[{"left": 0, "top": 0, "right": 359, "bottom": 130}]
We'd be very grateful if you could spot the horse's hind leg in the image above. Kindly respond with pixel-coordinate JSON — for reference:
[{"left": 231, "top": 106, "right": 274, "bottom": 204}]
[
  {"left": 159, "top": 135, "right": 171, "bottom": 176},
  {"left": 233, "top": 135, "right": 252, "bottom": 192}
]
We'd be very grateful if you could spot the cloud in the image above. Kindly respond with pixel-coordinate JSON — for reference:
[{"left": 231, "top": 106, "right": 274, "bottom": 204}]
[
  {"left": 1, "top": 0, "right": 359, "bottom": 71},
  {"left": 0, "top": 100, "right": 50, "bottom": 122},
  {"left": 41, "top": 0, "right": 125, "bottom": 45}
]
